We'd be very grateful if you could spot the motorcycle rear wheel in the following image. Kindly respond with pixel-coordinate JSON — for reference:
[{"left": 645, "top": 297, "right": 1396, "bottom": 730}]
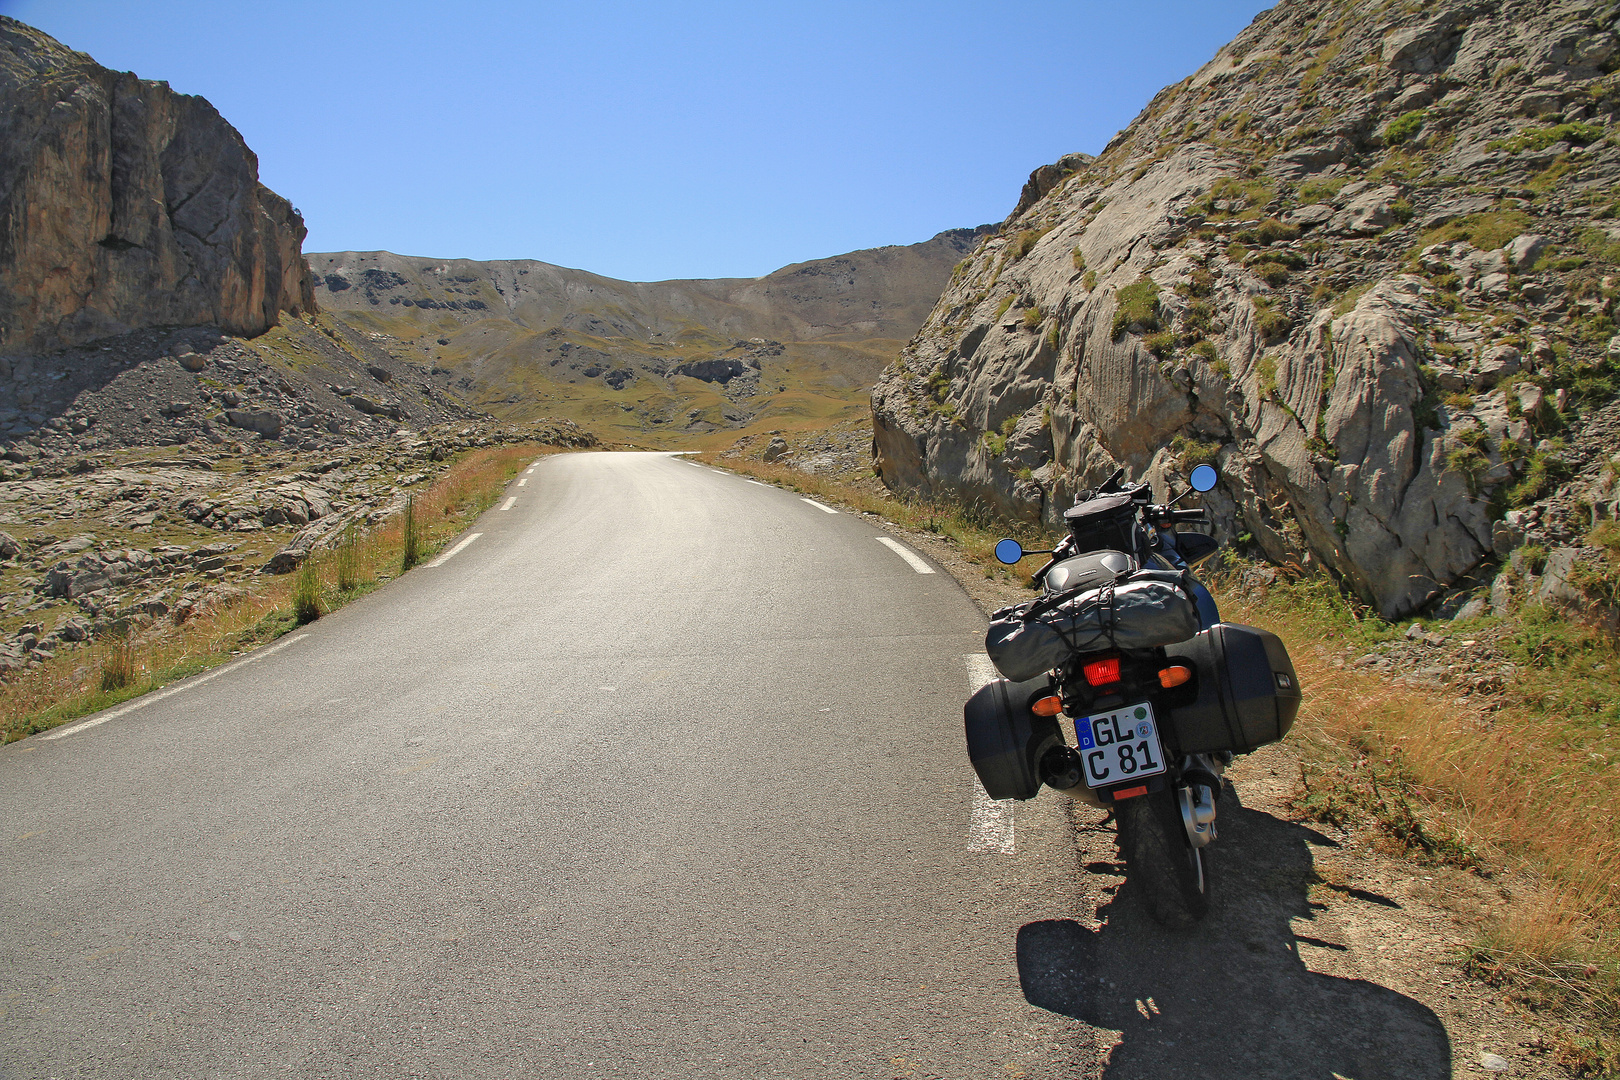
[{"left": 1114, "top": 788, "right": 1209, "bottom": 929}]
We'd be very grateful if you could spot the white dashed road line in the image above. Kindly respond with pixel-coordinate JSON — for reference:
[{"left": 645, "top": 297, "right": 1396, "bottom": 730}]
[
  {"left": 964, "top": 653, "right": 1015, "bottom": 854},
  {"left": 517, "top": 478, "right": 528, "bottom": 487},
  {"left": 745, "top": 480, "right": 766, "bottom": 487},
  {"left": 425, "top": 532, "right": 482, "bottom": 568},
  {"left": 876, "top": 536, "right": 934, "bottom": 574},
  {"left": 800, "top": 498, "right": 838, "bottom": 514},
  {"left": 42, "top": 634, "right": 312, "bottom": 741},
  {"left": 500, "top": 497, "right": 517, "bottom": 511}
]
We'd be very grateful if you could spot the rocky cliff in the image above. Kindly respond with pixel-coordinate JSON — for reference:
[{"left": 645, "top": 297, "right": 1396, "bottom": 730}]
[
  {"left": 872, "top": 0, "right": 1620, "bottom": 618},
  {"left": 0, "top": 17, "right": 314, "bottom": 352}
]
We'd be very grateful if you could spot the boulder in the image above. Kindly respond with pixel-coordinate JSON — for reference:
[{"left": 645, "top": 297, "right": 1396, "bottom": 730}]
[
  {"left": 1326, "top": 185, "right": 1405, "bottom": 235},
  {"left": 674, "top": 358, "right": 749, "bottom": 384},
  {"left": 225, "top": 409, "right": 284, "bottom": 437},
  {"left": 1472, "top": 345, "right": 1521, "bottom": 389},
  {"left": 1504, "top": 234, "right": 1549, "bottom": 272},
  {"left": 262, "top": 546, "right": 307, "bottom": 574},
  {"left": 762, "top": 437, "right": 789, "bottom": 463},
  {"left": 349, "top": 395, "right": 402, "bottom": 420}
]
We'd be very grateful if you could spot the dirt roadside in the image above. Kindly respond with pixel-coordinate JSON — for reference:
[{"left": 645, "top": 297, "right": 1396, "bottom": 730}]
[{"left": 818, "top": 500, "right": 1570, "bottom": 1078}]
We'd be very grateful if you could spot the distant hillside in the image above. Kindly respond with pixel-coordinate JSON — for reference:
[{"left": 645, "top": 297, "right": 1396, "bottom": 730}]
[{"left": 307, "top": 227, "right": 991, "bottom": 445}]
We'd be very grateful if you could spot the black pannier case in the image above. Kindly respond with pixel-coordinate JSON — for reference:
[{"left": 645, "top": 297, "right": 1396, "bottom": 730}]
[
  {"left": 964, "top": 675, "right": 1063, "bottom": 801},
  {"left": 1063, "top": 492, "right": 1138, "bottom": 554},
  {"left": 1161, "top": 623, "right": 1301, "bottom": 754}
]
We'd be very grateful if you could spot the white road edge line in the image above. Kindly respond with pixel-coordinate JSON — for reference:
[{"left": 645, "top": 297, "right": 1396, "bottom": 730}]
[
  {"left": 500, "top": 496, "right": 517, "bottom": 510},
  {"left": 800, "top": 498, "right": 838, "bottom": 514},
  {"left": 964, "top": 654, "right": 1015, "bottom": 854},
  {"left": 424, "top": 532, "right": 482, "bottom": 568},
  {"left": 42, "top": 633, "right": 312, "bottom": 742},
  {"left": 876, "top": 536, "right": 934, "bottom": 574},
  {"left": 745, "top": 480, "right": 766, "bottom": 486}
]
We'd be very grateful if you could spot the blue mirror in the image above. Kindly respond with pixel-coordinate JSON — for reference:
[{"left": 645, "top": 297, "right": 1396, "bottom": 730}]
[
  {"left": 994, "top": 538, "right": 1025, "bottom": 565},
  {"left": 1189, "top": 463, "right": 1219, "bottom": 492}
]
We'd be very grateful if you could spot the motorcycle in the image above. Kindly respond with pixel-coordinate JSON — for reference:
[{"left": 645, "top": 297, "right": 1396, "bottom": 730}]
[{"left": 964, "top": 463, "right": 1300, "bottom": 928}]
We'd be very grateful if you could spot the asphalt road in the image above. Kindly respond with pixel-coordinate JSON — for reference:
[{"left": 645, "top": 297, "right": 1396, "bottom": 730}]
[{"left": 0, "top": 452, "right": 1092, "bottom": 1078}]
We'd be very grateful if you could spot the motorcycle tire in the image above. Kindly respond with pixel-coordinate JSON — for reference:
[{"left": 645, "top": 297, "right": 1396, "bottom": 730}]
[{"left": 1114, "top": 788, "right": 1209, "bottom": 929}]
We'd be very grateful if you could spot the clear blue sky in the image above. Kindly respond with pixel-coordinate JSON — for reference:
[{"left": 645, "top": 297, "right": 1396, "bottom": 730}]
[{"left": 3, "top": 0, "right": 1270, "bottom": 282}]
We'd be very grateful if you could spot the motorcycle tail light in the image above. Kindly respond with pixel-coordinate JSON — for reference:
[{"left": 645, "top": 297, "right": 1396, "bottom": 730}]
[
  {"left": 1158, "top": 664, "right": 1193, "bottom": 689},
  {"left": 1031, "top": 695, "right": 1064, "bottom": 717},
  {"left": 1111, "top": 784, "right": 1148, "bottom": 801},
  {"left": 1082, "top": 657, "right": 1121, "bottom": 687}
]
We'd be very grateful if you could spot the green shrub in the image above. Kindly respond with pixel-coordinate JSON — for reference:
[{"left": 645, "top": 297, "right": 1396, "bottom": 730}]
[
  {"left": 1579, "top": 227, "right": 1620, "bottom": 265},
  {"left": 1112, "top": 275, "right": 1162, "bottom": 337},
  {"left": 1520, "top": 543, "right": 1548, "bottom": 575},
  {"left": 334, "top": 523, "right": 360, "bottom": 591},
  {"left": 1239, "top": 218, "right": 1301, "bottom": 245},
  {"left": 1171, "top": 433, "right": 1221, "bottom": 467},
  {"left": 1145, "top": 330, "right": 1177, "bottom": 358},
  {"left": 99, "top": 636, "right": 136, "bottom": 693},
  {"left": 1298, "top": 176, "right": 1348, "bottom": 203},
  {"left": 1417, "top": 211, "right": 1533, "bottom": 255},
  {"left": 1383, "top": 110, "right": 1428, "bottom": 145},
  {"left": 293, "top": 557, "right": 323, "bottom": 624},
  {"left": 1253, "top": 296, "right": 1291, "bottom": 339},
  {"left": 1507, "top": 447, "right": 1573, "bottom": 507},
  {"left": 1445, "top": 441, "right": 1491, "bottom": 496},
  {"left": 1176, "top": 267, "right": 1216, "bottom": 299},
  {"left": 1072, "top": 246, "right": 1086, "bottom": 272},
  {"left": 1192, "top": 339, "right": 1220, "bottom": 367},
  {"left": 401, "top": 493, "right": 421, "bottom": 571},
  {"left": 1332, "top": 283, "right": 1373, "bottom": 316},
  {"left": 1023, "top": 304, "right": 1043, "bottom": 329},
  {"left": 1490, "top": 121, "right": 1606, "bottom": 154},
  {"left": 1082, "top": 270, "right": 1097, "bottom": 291},
  {"left": 1256, "top": 352, "right": 1279, "bottom": 395},
  {"left": 1253, "top": 261, "right": 1292, "bottom": 286},
  {"left": 1010, "top": 226, "right": 1054, "bottom": 260}
]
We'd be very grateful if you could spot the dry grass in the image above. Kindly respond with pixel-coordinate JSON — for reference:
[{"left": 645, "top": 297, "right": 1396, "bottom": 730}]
[
  {"left": 2, "top": 444, "right": 551, "bottom": 743},
  {"left": 1207, "top": 568, "right": 1620, "bottom": 1069}
]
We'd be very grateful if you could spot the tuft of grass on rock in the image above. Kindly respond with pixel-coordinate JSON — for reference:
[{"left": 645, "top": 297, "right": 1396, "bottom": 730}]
[{"left": 1111, "top": 275, "right": 1162, "bottom": 338}]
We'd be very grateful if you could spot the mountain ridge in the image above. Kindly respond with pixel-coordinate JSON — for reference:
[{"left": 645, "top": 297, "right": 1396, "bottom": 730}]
[{"left": 307, "top": 226, "right": 992, "bottom": 441}]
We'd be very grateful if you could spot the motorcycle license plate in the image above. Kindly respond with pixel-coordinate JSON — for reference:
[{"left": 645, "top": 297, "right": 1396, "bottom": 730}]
[{"left": 1073, "top": 702, "right": 1168, "bottom": 789}]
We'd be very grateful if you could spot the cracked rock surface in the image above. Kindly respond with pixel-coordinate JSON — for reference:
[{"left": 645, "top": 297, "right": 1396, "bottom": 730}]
[
  {"left": 0, "top": 18, "right": 313, "bottom": 351},
  {"left": 872, "top": 0, "right": 1620, "bottom": 619}
]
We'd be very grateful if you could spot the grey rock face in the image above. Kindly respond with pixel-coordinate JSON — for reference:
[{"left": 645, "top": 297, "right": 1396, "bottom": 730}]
[
  {"left": 0, "top": 17, "right": 314, "bottom": 352},
  {"left": 871, "top": 0, "right": 1620, "bottom": 619}
]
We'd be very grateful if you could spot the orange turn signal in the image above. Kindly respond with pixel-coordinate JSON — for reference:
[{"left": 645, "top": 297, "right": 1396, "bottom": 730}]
[
  {"left": 1158, "top": 665, "right": 1193, "bottom": 689},
  {"left": 1031, "top": 695, "right": 1064, "bottom": 717}
]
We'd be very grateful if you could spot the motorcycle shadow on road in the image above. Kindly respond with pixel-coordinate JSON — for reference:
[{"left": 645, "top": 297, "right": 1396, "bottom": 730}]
[{"left": 1015, "top": 791, "right": 1452, "bottom": 1079}]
